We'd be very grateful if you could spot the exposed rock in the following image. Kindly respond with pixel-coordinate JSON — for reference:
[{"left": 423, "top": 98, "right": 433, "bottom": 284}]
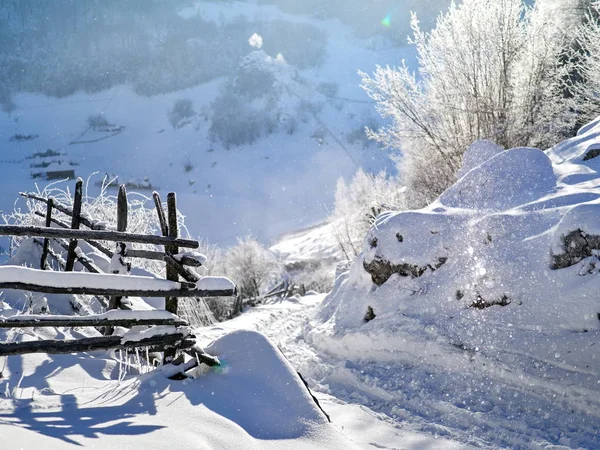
[
  {"left": 583, "top": 145, "right": 600, "bottom": 161},
  {"left": 364, "top": 306, "right": 376, "bottom": 322},
  {"left": 363, "top": 256, "right": 447, "bottom": 286},
  {"left": 469, "top": 294, "right": 511, "bottom": 309},
  {"left": 552, "top": 229, "right": 600, "bottom": 269}
]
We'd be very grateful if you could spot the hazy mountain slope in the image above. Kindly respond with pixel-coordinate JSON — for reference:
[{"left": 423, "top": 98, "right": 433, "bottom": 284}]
[{"left": 0, "top": 0, "right": 420, "bottom": 247}]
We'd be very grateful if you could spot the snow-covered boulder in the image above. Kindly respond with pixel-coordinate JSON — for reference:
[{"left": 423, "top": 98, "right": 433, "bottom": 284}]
[
  {"left": 362, "top": 210, "right": 462, "bottom": 286},
  {"left": 456, "top": 139, "right": 504, "bottom": 179},
  {"left": 551, "top": 201, "right": 600, "bottom": 268},
  {"left": 440, "top": 147, "right": 556, "bottom": 210}
]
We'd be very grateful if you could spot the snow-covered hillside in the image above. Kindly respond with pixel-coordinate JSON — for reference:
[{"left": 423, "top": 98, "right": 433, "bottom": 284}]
[
  {"left": 0, "top": 1, "right": 413, "bottom": 247},
  {"left": 302, "top": 117, "right": 600, "bottom": 448}
]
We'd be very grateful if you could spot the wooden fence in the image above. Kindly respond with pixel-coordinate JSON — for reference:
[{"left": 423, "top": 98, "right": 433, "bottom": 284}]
[{"left": 0, "top": 179, "right": 234, "bottom": 374}]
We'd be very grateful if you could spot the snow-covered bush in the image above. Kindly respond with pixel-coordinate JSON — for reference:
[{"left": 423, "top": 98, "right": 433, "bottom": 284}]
[
  {"left": 330, "top": 169, "right": 406, "bottom": 261},
  {"left": 224, "top": 236, "right": 282, "bottom": 299},
  {"left": 360, "top": 0, "right": 585, "bottom": 206},
  {"left": 87, "top": 113, "right": 110, "bottom": 129},
  {"left": 3, "top": 176, "right": 176, "bottom": 275},
  {"left": 168, "top": 99, "right": 196, "bottom": 130},
  {"left": 286, "top": 260, "right": 335, "bottom": 293}
]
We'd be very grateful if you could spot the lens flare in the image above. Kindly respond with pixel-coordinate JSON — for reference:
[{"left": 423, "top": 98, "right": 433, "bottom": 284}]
[{"left": 381, "top": 14, "right": 392, "bottom": 28}]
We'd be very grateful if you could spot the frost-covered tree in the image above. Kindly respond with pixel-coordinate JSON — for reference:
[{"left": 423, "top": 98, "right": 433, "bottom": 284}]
[
  {"left": 360, "top": 0, "right": 581, "bottom": 206},
  {"left": 330, "top": 170, "right": 406, "bottom": 260},
  {"left": 224, "top": 236, "right": 282, "bottom": 299},
  {"left": 571, "top": 2, "right": 600, "bottom": 124}
]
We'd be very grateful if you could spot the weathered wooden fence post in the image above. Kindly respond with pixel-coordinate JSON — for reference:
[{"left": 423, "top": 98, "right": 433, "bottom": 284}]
[
  {"left": 163, "top": 193, "right": 180, "bottom": 363},
  {"left": 152, "top": 191, "right": 169, "bottom": 237},
  {"left": 40, "top": 197, "right": 54, "bottom": 270},
  {"left": 105, "top": 185, "right": 128, "bottom": 335},
  {"left": 65, "top": 179, "right": 83, "bottom": 271}
]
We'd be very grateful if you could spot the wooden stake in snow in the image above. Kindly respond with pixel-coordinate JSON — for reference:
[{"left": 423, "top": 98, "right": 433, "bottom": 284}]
[
  {"left": 106, "top": 185, "right": 128, "bottom": 335},
  {"left": 65, "top": 178, "right": 83, "bottom": 271},
  {"left": 40, "top": 197, "right": 54, "bottom": 270},
  {"left": 153, "top": 191, "right": 169, "bottom": 237},
  {"left": 164, "top": 192, "right": 179, "bottom": 363}
]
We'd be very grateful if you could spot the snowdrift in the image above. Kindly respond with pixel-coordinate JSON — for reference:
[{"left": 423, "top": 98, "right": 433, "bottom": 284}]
[
  {"left": 307, "top": 117, "right": 600, "bottom": 448},
  {"left": 0, "top": 330, "right": 353, "bottom": 449}
]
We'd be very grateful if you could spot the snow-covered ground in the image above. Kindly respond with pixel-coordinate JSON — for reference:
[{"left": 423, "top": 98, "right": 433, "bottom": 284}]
[
  {"left": 0, "top": 326, "right": 353, "bottom": 449},
  {"left": 300, "top": 119, "right": 600, "bottom": 449},
  {"left": 0, "top": 293, "right": 470, "bottom": 449},
  {"left": 3, "top": 114, "right": 600, "bottom": 450}
]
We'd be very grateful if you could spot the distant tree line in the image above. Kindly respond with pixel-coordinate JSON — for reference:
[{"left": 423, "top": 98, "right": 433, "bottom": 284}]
[{"left": 0, "top": 0, "right": 327, "bottom": 111}]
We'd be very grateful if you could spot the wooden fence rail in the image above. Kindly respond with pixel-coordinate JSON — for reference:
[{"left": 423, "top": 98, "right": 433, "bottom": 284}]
[
  {"left": 1, "top": 181, "right": 236, "bottom": 368},
  {"left": 0, "top": 333, "right": 194, "bottom": 357},
  {"left": 0, "top": 225, "right": 199, "bottom": 248}
]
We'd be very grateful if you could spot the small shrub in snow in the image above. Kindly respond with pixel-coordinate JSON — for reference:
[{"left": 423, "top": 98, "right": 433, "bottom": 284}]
[
  {"left": 87, "top": 113, "right": 110, "bottom": 129},
  {"left": 168, "top": 99, "right": 196, "bottom": 130},
  {"left": 224, "top": 236, "right": 282, "bottom": 299},
  {"left": 330, "top": 169, "right": 407, "bottom": 261},
  {"left": 317, "top": 82, "right": 339, "bottom": 98},
  {"left": 183, "top": 157, "right": 194, "bottom": 173}
]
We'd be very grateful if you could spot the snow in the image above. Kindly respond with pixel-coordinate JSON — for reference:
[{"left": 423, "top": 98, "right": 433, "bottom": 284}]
[
  {"left": 0, "top": 266, "right": 187, "bottom": 292},
  {"left": 120, "top": 325, "right": 186, "bottom": 344},
  {"left": 303, "top": 115, "right": 600, "bottom": 448},
  {"left": 440, "top": 147, "right": 557, "bottom": 210},
  {"left": 173, "top": 251, "right": 207, "bottom": 266},
  {"left": 0, "top": 309, "right": 181, "bottom": 323},
  {"left": 0, "top": 328, "right": 357, "bottom": 450},
  {"left": 456, "top": 139, "right": 504, "bottom": 179},
  {"left": 196, "top": 276, "right": 235, "bottom": 292}
]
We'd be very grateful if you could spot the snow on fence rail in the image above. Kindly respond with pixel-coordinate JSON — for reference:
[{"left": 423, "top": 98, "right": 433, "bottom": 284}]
[{"left": 0, "top": 179, "right": 236, "bottom": 368}]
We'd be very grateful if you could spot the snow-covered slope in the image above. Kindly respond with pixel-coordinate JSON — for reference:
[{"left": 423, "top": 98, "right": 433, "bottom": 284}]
[
  {"left": 305, "top": 117, "right": 600, "bottom": 448},
  {"left": 0, "top": 1, "right": 412, "bottom": 247}
]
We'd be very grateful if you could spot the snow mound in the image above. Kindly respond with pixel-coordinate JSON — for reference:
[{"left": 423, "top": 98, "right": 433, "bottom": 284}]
[
  {"left": 200, "top": 330, "right": 332, "bottom": 440},
  {"left": 440, "top": 147, "right": 556, "bottom": 210},
  {"left": 456, "top": 139, "right": 504, "bottom": 179},
  {"left": 307, "top": 116, "right": 600, "bottom": 448},
  {"left": 363, "top": 210, "right": 463, "bottom": 268},
  {"left": 0, "top": 329, "right": 353, "bottom": 449}
]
